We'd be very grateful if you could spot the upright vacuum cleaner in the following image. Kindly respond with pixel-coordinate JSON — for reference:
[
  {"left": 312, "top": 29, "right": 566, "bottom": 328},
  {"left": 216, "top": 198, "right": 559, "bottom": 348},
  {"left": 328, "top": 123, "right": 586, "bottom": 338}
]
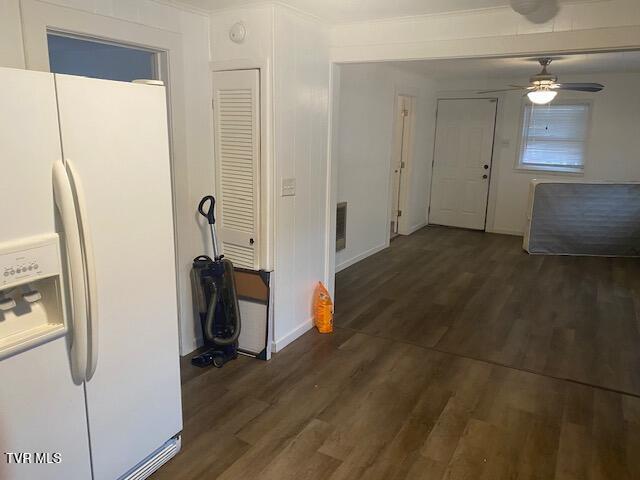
[{"left": 191, "top": 195, "right": 241, "bottom": 368}]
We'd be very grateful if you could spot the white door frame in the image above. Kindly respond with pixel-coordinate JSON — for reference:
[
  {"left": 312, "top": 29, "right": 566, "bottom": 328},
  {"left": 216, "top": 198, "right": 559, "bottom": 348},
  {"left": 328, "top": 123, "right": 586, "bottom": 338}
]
[
  {"left": 389, "top": 93, "right": 416, "bottom": 238},
  {"left": 210, "top": 58, "right": 275, "bottom": 358},
  {"left": 324, "top": 63, "right": 341, "bottom": 296},
  {"left": 20, "top": 0, "right": 191, "bottom": 353}
]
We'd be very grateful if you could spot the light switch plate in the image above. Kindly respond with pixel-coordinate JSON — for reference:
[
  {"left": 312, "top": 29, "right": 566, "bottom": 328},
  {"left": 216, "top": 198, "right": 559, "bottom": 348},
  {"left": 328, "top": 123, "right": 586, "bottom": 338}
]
[{"left": 281, "top": 177, "right": 296, "bottom": 197}]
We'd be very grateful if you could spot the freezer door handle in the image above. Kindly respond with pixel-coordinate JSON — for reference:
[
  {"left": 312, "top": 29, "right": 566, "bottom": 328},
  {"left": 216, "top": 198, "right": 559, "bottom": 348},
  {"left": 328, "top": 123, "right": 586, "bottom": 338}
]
[
  {"left": 66, "top": 159, "right": 99, "bottom": 381},
  {"left": 53, "top": 160, "right": 88, "bottom": 383}
]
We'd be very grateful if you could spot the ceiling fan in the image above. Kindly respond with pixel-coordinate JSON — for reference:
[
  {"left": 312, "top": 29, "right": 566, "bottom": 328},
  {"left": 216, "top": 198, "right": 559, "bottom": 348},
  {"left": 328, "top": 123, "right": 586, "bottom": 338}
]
[{"left": 477, "top": 58, "right": 605, "bottom": 104}]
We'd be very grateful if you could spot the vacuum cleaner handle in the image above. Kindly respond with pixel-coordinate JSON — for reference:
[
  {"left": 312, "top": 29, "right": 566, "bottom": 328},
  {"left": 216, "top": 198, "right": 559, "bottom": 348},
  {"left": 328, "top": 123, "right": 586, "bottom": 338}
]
[
  {"left": 198, "top": 195, "right": 216, "bottom": 225},
  {"left": 198, "top": 195, "right": 222, "bottom": 260}
]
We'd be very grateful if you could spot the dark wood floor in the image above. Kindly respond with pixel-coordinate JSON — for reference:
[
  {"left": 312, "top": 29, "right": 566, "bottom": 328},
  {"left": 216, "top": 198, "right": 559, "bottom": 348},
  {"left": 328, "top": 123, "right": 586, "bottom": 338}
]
[
  {"left": 151, "top": 226, "right": 640, "bottom": 479},
  {"left": 336, "top": 226, "right": 640, "bottom": 396}
]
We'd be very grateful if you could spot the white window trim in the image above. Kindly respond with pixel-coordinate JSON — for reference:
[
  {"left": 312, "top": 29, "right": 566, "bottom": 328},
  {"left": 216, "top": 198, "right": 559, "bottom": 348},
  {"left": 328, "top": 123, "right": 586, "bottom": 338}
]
[{"left": 515, "top": 98, "right": 593, "bottom": 175}]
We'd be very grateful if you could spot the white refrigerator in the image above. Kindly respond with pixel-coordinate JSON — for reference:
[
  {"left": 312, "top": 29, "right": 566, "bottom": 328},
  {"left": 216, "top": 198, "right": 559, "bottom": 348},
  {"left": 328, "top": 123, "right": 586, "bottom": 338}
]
[{"left": 0, "top": 67, "right": 182, "bottom": 480}]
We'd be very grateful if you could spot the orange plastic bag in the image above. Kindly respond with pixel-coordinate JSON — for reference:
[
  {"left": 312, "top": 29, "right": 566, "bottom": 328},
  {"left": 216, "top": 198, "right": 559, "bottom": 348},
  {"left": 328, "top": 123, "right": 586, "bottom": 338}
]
[{"left": 313, "top": 282, "right": 333, "bottom": 334}]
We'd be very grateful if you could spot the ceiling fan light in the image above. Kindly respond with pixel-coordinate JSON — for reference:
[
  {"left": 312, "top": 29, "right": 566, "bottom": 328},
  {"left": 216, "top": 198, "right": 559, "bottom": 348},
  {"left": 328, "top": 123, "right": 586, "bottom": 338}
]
[
  {"left": 510, "top": 0, "right": 542, "bottom": 15},
  {"left": 527, "top": 89, "right": 558, "bottom": 105}
]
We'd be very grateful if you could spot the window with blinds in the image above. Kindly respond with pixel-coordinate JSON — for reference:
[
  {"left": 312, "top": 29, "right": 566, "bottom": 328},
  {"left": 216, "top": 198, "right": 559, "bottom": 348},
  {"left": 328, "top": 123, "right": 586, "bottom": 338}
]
[{"left": 518, "top": 101, "right": 591, "bottom": 173}]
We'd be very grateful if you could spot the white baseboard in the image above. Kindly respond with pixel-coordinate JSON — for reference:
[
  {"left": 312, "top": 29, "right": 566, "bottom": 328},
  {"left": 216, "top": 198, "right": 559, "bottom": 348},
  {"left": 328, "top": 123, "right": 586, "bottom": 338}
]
[
  {"left": 336, "top": 243, "right": 388, "bottom": 273},
  {"left": 486, "top": 227, "right": 523, "bottom": 236},
  {"left": 180, "top": 334, "right": 203, "bottom": 357},
  {"left": 272, "top": 317, "right": 314, "bottom": 353},
  {"left": 401, "top": 221, "right": 427, "bottom": 235},
  {"left": 122, "top": 436, "right": 181, "bottom": 480}
]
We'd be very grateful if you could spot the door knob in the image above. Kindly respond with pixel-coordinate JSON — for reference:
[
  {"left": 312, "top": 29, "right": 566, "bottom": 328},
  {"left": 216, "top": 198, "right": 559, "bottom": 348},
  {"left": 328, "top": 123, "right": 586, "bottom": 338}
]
[
  {"left": 484, "top": 164, "right": 489, "bottom": 170},
  {"left": 482, "top": 174, "right": 488, "bottom": 179}
]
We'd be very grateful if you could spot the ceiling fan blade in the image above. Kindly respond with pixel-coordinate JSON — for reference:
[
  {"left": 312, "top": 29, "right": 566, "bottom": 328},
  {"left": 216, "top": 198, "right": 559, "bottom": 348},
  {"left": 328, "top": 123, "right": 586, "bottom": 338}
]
[
  {"left": 476, "top": 87, "right": 527, "bottom": 94},
  {"left": 553, "top": 82, "right": 604, "bottom": 92}
]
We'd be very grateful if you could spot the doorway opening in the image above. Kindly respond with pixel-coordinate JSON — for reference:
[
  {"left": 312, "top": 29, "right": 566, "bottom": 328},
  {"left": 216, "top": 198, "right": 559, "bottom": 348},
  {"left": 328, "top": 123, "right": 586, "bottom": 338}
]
[
  {"left": 47, "top": 31, "right": 162, "bottom": 83},
  {"left": 328, "top": 54, "right": 640, "bottom": 477},
  {"left": 390, "top": 94, "right": 415, "bottom": 238}
]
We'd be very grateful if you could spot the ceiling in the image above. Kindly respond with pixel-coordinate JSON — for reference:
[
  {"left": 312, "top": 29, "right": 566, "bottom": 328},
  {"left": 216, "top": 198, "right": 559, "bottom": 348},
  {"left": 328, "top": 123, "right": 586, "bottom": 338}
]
[
  {"left": 178, "top": 0, "right": 512, "bottom": 22},
  {"left": 387, "top": 51, "right": 640, "bottom": 80}
]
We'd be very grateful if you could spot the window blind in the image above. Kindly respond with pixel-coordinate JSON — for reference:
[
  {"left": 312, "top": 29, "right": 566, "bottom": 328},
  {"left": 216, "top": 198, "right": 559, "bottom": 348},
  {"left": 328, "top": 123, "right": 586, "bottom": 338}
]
[{"left": 519, "top": 102, "right": 590, "bottom": 170}]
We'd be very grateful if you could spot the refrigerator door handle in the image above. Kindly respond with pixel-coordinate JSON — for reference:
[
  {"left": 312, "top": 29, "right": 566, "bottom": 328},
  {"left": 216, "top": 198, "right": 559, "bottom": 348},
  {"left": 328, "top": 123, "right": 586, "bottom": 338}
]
[
  {"left": 53, "top": 160, "right": 89, "bottom": 383},
  {"left": 66, "top": 159, "right": 99, "bottom": 381}
]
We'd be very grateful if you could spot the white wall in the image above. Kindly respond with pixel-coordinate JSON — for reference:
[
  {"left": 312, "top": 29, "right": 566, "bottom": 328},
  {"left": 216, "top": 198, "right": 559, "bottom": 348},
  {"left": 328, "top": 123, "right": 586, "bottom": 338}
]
[
  {"left": 0, "top": 0, "right": 214, "bottom": 355},
  {"left": 210, "top": 4, "right": 331, "bottom": 352},
  {"left": 335, "top": 65, "right": 393, "bottom": 270},
  {"left": 209, "top": 3, "right": 274, "bottom": 63},
  {"left": 272, "top": 7, "right": 330, "bottom": 350},
  {"left": 0, "top": 0, "right": 25, "bottom": 68},
  {"left": 330, "top": 0, "right": 640, "bottom": 63},
  {"left": 335, "top": 63, "right": 436, "bottom": 271},
  {"left": 179, "top": 9, "right": 216, "bottom": 354},
  {"left": 435, "top": 72, "right": 640, "bottom": 235}
]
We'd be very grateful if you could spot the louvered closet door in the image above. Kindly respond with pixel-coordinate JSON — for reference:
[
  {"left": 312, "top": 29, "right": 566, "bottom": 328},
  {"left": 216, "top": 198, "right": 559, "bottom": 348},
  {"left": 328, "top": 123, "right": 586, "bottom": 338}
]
[{"left": 213, "top": 69, "right": 260, "bottom": 270}]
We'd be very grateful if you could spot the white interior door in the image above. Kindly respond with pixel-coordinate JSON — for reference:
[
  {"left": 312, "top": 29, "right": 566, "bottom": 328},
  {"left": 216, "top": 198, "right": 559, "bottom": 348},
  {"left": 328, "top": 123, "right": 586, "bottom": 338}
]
[
  {"left": 212, "top": 69, "right": 260, "bottom": 270},
  {"left": 429, "top": 98, "right": 497, "bottom": 230},
  {"left": 390, "top": 95, "right": 413, "bottom": 236},
  {"left": 0, "top": 67, "right": 92, "bottom": 480},
  {"left": 54, "top": 74, "right": 182, "bottom": 480}
]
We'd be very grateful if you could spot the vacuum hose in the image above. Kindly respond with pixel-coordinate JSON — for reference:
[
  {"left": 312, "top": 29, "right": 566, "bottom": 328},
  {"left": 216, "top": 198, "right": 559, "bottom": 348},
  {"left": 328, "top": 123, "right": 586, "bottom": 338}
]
[{"left": 204, "top": 258, "right": 241, "bottom": 346}]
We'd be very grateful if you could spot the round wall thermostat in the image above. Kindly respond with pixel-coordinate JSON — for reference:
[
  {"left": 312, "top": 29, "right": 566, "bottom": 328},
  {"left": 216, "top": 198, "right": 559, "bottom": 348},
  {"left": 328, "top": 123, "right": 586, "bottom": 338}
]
[{"left": 229, "top": 22, "right": 246, "bottom": 44}]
